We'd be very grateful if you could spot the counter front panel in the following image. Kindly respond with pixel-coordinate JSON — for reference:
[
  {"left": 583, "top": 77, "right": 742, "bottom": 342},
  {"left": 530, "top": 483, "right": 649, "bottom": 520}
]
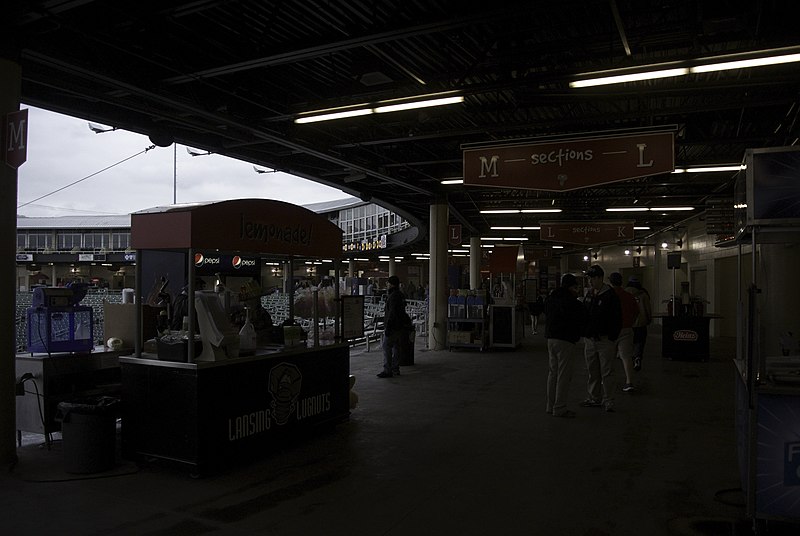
[{"left": 121, "top": 344, "right": 350, "bottom": 471}]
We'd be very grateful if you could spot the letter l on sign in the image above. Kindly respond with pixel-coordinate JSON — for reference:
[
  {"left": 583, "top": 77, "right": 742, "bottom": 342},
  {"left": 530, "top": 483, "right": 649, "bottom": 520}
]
[{"left": 5, "top": 109, "right": 28, "bottom": 169}]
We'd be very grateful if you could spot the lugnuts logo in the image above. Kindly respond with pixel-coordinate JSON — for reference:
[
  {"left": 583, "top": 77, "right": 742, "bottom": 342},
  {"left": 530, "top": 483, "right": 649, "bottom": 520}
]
[{"left": 673, "top": 329, "right": 698, "bottom": 341}]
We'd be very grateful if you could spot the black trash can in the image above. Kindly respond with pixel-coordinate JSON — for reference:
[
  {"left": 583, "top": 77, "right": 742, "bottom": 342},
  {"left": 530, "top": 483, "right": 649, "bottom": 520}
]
[{"left": 56, "top": 396, "right": 120, "bottom": 474}]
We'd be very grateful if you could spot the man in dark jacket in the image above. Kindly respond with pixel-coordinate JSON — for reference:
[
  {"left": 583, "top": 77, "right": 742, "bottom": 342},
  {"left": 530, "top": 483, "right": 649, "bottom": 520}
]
[
  {"left": 378, "top": 275, "right": 409, "bottom": 378},
  {"left": 581, "top": 265, "right": 622, "bottom": 412},
  {"left": 545, "top": 273, "right": 588, "bottom": 418}
]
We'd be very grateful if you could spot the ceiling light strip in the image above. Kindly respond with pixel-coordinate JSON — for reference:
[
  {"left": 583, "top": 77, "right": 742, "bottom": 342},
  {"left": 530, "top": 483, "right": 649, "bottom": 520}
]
[
  {"left": 570, "top": 50, "right": 800, "bottom": 88},
  {"left": 296, "top": 95, "right": 464, "bottom": 124}
]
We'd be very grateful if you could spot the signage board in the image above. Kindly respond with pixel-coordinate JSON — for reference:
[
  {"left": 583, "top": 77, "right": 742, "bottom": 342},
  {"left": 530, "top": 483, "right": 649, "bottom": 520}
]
[
  {"left": 463, "top": 131, "right": 674, "bottom": 191},
  {"left": 539, "top": 221, "right": 635, "bottom": 245},
  {"left": 4, "top": 109, "right": 28, "bottom": 169},
  {"left": 448, "top": 224, "right": 462, "bottom": 246},
  {"left": 194, "top": 252, "right": 260, "bottom": 276},
  {"left": 340, "top": 295, "right": 365, "bottom": 339}
]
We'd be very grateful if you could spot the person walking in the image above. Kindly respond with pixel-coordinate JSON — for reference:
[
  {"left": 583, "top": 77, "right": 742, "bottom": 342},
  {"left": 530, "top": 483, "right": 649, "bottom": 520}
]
[
  {"left": 609, "top": 272, "right": 638, "bottom": 393},
  {"left": 581, "top": 265, "right": 622, "bottom": 412},
  {"left": 377, "top": 275, "right": 410, "bottom": 378},
  {"left": 625, "top": 277, "right": 652, "bottom": 371},
  {"left": 528, "top": 293, "right": 544, "bottom": 334},
  {"left": 545, "top": 274, "right": 588, "bottom": 418}
]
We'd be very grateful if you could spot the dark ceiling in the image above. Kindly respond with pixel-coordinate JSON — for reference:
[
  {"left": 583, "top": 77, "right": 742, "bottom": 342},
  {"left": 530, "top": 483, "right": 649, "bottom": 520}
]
[{"left": 6, "top": 0, "right": 800, "bottom": 255}]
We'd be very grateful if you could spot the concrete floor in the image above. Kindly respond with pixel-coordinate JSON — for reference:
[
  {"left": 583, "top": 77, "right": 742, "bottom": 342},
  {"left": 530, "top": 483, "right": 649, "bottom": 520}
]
[{"left": 2, "top": 327, "right": 797, "bottom": 535}]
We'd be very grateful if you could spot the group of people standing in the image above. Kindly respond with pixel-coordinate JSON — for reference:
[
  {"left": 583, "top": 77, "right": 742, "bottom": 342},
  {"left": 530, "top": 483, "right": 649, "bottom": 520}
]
[{"left": 544, "top": 265, "right": 652, "bottom": 418}]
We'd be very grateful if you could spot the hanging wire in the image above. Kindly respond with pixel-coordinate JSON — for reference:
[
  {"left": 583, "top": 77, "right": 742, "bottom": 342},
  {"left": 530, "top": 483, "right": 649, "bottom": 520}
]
[{"left": 17, "top": 145, "right": 156, "bottom": 210}]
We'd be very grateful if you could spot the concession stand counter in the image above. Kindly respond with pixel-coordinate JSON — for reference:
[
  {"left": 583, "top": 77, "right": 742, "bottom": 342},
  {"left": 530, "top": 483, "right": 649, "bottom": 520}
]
[
  {"left": 120, "top": 199, "right": 350, "bottom": 473},
  {"left": 733, "top": 147, "right": 800, "bottom": 530}
]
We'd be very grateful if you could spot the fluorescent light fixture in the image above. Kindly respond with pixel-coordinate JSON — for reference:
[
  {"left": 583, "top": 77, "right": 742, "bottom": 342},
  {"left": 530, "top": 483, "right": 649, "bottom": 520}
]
[
  {"left": 651, "top": 206, "right": 694, "bottom": 211},
  {"left": 634, "top": 226, "right": 651, "bottom": 230},
  {"left": 481, "top": 237, "right": 504, "bottom": 241},
  {"left": 480, "top": 209, "right": 520, "bottom": 214},
  {"left": 374, "top": 96, "right": 464, "bottom": 113},
  {"left": 523, "top": 226, "right": 541, "bottom": 230},
  {"left": 552, "top": 245, "right": 564, "bottom": 249},
  {"left": 690, "top": 53, "right": 800, "bottom": 73},
  {"left": 441, "top": 178, "right": 464, "bottom": 185},
  {"left": 520, "top": 209, "right": 562, "bottom": 213},
  {"left": 571, "top": 50, "right": 800, "bottom": 89},
  {"left": 481, "top": 244, "right": 495, "bottom": 248},
  {"left": 606, "top": 207, "right": 650, "bottom": 212},
  {"left": 491, "top": 226, "right": 522, "bottom": 230},
  {"left": 672, "top": 165, "right": 743, "bottom": 173},
  {"left": 354, "top": 258, "right": 369, "bottom": 261},
  {"left": 503, "top": 237, "right": 529, "bottom": 241},
  {"left": 449, "top": 249, "right": 469, "bottom": 253},
  {"left": 295, "top": 108, "right": 372, "bottom": 123},
  {"left": 570, "top": 68, "right": 688, "bottom": 88}
]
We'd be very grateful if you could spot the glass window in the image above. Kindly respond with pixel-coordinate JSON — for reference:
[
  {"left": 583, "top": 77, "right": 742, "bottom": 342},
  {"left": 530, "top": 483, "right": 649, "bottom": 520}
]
[
  {"left": 17, "top": 233, "right": 26, "bottom": 249},
  {"left": 57, "top": 232, "right": 82, "bottom": 250},
  {"left": 111, "top": 232, "right": 130, "bottom": 250},
  {"left": 84, "top": 232, "right": 110, "bottom": 250},
  {"left": 27, "top": 233, "right": 52, "bottom": 250}
]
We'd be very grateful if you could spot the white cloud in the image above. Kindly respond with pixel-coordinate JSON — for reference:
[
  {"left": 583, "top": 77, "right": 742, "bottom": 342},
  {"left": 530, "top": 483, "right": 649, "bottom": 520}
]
[{"left": 17, "top": 106, "right": 354, "bottom": 217}]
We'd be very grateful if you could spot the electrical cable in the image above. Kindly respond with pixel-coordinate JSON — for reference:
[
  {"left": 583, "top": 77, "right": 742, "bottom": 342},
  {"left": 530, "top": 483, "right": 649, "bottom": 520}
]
[
  {"left": 20, "top": 378, "right": 51, "bottom": 449},
  {"left": 17, "top": 144, "right": 157, "bottom": 210}
]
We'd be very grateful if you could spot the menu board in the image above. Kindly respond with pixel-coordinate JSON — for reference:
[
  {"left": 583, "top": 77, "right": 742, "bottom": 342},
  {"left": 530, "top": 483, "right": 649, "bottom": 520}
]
[{"left": 341, "top": 295, "right": 365, "bottom": 340}]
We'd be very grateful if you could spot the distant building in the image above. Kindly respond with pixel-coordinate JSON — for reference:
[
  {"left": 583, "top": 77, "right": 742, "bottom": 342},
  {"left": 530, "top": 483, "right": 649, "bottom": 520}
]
[{"left": 16, "top": 198, "right": 413, "bottom": 290}]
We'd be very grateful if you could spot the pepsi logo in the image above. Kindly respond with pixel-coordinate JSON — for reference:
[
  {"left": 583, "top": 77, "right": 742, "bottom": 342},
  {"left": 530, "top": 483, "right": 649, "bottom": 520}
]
[
  {"left": 232, "top": 255, "right": 242, "bottom": 269},
  {"left": 195, "top": 253, "right": 204, "bottom": 267}
]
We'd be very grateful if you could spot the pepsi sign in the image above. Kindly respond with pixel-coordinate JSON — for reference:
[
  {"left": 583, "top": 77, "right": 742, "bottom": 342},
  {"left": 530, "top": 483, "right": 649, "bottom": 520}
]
[{"left": 194, "top": 252, "right": 259, "bottom": 276}]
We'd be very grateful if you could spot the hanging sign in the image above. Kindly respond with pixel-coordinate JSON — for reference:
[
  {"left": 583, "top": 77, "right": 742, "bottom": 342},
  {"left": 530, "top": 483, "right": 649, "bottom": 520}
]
[
  {"left": 4, "top": 109, "right": 28, "bottom": 169},
  {"left": 448, "top": 224, "right": 462, "bottom": 246},
  {"left": 463, "top": 131, "right": 674, "bottom": 191},
  {"left": 540, "top": 221, "right": 634, "bottom": 245}
]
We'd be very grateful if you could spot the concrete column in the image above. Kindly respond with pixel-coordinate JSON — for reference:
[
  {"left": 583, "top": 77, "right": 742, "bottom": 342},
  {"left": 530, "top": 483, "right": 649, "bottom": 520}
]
[
  {"left": 469, "top": 235, "right": 481, "bottom": 290},
  {"left": 388, "top": 257, "right": 396, "bottom": 278},
  {"left": 0, "top": 57, "right": 21, "bottom": 468},
  {"left": 429, "top": 202, "right": 448, "bottom": 350},
  {"left": 348, "top": 260, "right": 355, "bottom": 278}
]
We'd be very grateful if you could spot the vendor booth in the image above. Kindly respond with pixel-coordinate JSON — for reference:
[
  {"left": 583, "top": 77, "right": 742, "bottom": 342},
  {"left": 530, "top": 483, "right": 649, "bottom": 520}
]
[
  {"left": 733, "top": 147, "right": 800, "bottom": 531},
  {"left": 119, "top": 199, "right": 351, "bottom": 473}
]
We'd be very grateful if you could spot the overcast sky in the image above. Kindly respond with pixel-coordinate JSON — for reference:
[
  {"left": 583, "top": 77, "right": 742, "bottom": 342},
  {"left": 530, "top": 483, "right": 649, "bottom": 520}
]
[{"left": 16, "top": 106, "right": 354, "bottom": 218}]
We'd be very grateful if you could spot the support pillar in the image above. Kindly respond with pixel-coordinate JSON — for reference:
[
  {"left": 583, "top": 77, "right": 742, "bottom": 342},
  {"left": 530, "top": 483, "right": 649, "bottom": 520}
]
[
  {"left": 429, "top": 201, "right": 448, "bottom": 350},
  {"left": 469, "top": 236, "right": 481, "bottom": 290},
  {"left": 388, "top": 257, "right": 396, "bottom": 278},
  {"left": 0, "top": 57, "right": 21, "bottom": 468}
]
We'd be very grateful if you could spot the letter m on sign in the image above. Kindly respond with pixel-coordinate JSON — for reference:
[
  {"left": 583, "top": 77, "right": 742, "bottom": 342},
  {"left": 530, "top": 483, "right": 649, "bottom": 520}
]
[{"left": 5, "top": 109, "right": 28, "bottom": 169}]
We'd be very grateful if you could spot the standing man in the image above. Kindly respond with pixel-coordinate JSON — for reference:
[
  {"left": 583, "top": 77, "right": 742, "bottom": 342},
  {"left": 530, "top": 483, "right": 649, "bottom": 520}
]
[
  {"left": 377, "top": 275, "right": 409, "bottom": 378},
  {"left": 545, "top": 274, "right": 588, "bottom": 418},
  {"left": 625, "top": 277, "right": 652, "bottom": 371},
  {"left": 581, "top": 265, "right": 621, "bottom": 412},
  {"left": 609, "top": 272, "right": 638, "bottom": 392}
]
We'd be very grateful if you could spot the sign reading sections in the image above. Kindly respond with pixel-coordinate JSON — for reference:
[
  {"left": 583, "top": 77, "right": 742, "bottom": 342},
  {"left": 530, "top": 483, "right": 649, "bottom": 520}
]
[
  {"left": 540, "top": 221, "right": 634, "bottom": 246},
  {"left": 463, "top": 131, "right": 674, "bottom": 191}
]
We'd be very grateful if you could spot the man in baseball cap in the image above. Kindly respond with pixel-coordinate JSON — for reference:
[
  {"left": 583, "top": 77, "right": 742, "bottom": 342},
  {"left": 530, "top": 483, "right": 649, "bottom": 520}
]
[{"left": 581, "top": 265, "right": 621, "bottom": 412}]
